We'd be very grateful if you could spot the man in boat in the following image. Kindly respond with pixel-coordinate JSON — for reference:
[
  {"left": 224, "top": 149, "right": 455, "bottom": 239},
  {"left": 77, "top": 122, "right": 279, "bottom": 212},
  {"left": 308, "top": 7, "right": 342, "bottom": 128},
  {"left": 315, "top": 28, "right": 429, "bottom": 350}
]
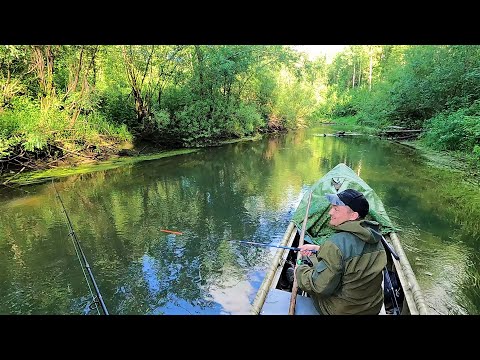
[{"left": 293, "top": 188, "right": 387, "bottom": 315}]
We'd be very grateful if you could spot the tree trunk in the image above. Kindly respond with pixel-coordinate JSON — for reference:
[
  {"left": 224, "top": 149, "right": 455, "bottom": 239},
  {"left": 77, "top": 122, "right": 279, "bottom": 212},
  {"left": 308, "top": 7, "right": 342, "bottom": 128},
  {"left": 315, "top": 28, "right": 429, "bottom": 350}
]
[
  {"left": 66, "top": 46, "right": 84, "bottom": 98},
  {"left": 194, "top": 45, "right": 206, "bottom": 97},
  {"left": 66, "top": 46, "right": 98, "bottom": 128},
  {"left": 352, "top": 60, "right": 356, "bottom": 89},
  {"left": 122, "top": 46, "right": 150, "bottom": 125},
  {"left": 358, "top": 60, "right": 362, "bottom": 88},
  {"left": 369, "top": 47, "right": 373, "bottom": 91},
  {"left": 30, "top": 45, "right": 57, "bottom": 110}
]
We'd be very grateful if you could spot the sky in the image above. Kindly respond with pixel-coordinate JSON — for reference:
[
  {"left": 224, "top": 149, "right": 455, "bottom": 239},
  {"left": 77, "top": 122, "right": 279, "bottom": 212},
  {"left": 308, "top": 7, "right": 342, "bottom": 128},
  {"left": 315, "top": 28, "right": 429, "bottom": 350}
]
[{"left": 292, "top": 45, "right": 348, "bottom": 63}]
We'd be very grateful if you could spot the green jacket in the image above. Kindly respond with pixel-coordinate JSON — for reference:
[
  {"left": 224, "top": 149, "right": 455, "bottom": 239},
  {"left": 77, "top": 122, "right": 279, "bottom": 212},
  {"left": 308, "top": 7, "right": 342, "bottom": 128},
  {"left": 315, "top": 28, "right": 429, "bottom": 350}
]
[{"left": 296, "top": 219, "right": 387, "bottom": 315}]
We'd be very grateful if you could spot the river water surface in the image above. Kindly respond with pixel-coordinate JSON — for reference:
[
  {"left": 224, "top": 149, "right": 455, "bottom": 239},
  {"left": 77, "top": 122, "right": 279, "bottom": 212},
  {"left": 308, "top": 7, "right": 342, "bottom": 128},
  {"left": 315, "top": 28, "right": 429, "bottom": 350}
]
[{"left": 1, "top": 126, "right": 479, "bottom": 315}]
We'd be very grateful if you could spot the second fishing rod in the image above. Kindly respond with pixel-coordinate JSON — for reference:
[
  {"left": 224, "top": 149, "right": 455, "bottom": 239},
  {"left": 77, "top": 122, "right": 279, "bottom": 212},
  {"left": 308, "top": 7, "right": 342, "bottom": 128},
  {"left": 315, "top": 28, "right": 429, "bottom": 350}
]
[
  {"left": 229, "top": 240, "right": 318, "bottom": 254},
  {"left": 53, "top": 180, "right": 109, "bottom": 315}
]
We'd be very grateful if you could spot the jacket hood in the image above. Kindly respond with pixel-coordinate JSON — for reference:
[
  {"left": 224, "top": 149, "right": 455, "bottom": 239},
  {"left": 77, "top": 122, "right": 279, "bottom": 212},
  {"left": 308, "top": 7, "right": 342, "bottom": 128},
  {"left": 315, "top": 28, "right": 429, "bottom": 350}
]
[{"left": 331, "top": 220, "right": 382, "bottom": 244}]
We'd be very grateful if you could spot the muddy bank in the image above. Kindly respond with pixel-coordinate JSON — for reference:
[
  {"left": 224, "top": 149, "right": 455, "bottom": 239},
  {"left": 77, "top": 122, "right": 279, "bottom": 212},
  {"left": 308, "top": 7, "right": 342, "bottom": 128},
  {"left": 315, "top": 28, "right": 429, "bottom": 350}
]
[{"left": 0, "top": 135, "right": 262, "bottom": 187}]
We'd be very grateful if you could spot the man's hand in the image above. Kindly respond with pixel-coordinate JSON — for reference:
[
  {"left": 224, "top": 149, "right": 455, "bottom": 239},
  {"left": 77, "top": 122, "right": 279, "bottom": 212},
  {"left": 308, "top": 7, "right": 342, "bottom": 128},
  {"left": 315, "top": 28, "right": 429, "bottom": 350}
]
[{"left": 298, "top": 244, "right": 320, "bottom": 257}]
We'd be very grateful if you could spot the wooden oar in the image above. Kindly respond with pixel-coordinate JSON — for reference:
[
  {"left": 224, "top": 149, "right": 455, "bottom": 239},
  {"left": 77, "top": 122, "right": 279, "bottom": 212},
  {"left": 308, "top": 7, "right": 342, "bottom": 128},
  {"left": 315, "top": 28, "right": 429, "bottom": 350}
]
[{"left": 288, "top": 190, "right": 313, "bottom": 315}]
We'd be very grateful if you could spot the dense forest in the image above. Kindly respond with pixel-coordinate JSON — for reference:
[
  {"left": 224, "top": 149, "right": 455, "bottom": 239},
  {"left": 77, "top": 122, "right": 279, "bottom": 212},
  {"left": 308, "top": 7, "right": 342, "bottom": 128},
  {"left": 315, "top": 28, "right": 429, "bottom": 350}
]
[{"left": 1, "top": 45, "right": 479, "bottom": 179}]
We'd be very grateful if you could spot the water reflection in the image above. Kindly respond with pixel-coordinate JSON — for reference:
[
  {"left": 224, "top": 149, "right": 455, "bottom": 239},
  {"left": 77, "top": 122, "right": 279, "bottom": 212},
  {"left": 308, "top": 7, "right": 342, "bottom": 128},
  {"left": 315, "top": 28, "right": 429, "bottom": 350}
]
[{"left": 1, "top": 127, "right": 479, "bottom": 314}]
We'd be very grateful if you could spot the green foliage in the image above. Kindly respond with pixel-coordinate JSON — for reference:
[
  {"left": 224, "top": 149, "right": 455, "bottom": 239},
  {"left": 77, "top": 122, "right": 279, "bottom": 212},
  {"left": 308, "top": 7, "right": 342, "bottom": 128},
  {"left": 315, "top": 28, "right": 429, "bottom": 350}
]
[
  {"left": 152, "top": 108, "right": 171, "bottom": 130},
  {"left": 0, "top": 134, "right": 21, "bottom": 157},
  {"left": 0, "top": 92, "right": 132, "bottom": 156},
  {"left": 0, "top": 108, "right": 20, "bottom": 137},
  {"left": 472, "top": 145, "right": 480, "bottom": 163},
  {"left": 0, "top": 45, "right": 323, "bottom": 154},
  {"left": 73, "top": 112, "right": 132, "bottom": 144},
  {"left": 355, "top": 84, "right": 395, "bottom": 128},
  {"left": 99, "top": 89, "right": 136, "bottom": 127},
  {"left": 160, "top": 85, "right": 191, "bottom": 119},
  {"left": 312, "top": 85, "right": 338, "bottom": 118},
  {"left": 23, "top": 133, "right": 48, "bottom": 152},
  {"left": 0, "top": 96, "right": 49, "bottom": 152},
  {"left": 0, "top": 46, "right": 30, "bottom": 108},
  {"left": 323, "top": 44, "right": 480, "bottom": 151},
  {"left": 328, "top": 116, "right": 378, "bottom": 135},
  {"left": 174, "top": 100, "right": 212, "bottom": 145},
  {"left": 251, "top": 69, "right": 276, "bottom": 119},
  {"left": 381, "top": 46, "right": 480, "bottom": 128},
  {"left": 421, "top": 105, "right": 480, "bottom": 153},
  {"left": 3, "top": 43, "right": 478, "bottom": 166},
  {"left": 227, "top": 102, "right": 263, "bottom": 136},
  {"left": 270, "top": 67, "right": 318, "bottom": 129},
  {"left": 333, "top": 116, "right": 357, "bottom": 125},
  {"left": 0, "top": 78, "right": 24, "bottom": 108},
  {"left": 1, "top": 94, "right": 38, "bottom": 122},
  {"left": 328, "top": 86, "right": 355, "bottom": 118}
]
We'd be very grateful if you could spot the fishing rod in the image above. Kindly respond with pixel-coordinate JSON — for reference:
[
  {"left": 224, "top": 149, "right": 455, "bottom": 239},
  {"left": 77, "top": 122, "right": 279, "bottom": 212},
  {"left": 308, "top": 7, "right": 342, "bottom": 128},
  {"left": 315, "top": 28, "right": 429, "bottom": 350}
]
[
  {"left": 289, "top": 189, "right": 313, "bottom": 315},
  {"left": 52, "top": 180, "right": 109, "bottom": 315},
  {"left": 370, "top": 228, "right": 400, "bottom": 260},
  {"left": 369, "top": 229, "right": 401, "bottom": 314},
  {"left": 384, "top": 268, "right": 401, "bottom": 315},
  {"left": 229, "top": 240, "right": 317, "bottom": 254}
]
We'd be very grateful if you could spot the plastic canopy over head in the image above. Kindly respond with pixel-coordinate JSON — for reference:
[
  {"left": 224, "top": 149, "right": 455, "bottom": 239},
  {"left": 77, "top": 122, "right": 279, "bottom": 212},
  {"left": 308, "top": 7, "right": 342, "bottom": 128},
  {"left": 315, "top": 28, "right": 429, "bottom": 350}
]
[{"left": 292, "top": 163, "right": 396, "bottom": 245}]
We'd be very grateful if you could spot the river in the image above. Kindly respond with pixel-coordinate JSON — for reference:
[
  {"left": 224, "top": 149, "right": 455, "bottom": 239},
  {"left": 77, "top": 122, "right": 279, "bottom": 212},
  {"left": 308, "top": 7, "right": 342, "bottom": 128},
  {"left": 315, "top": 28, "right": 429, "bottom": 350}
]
[{"left": 1, "top": 126, "right": 479, "bottom": 315}]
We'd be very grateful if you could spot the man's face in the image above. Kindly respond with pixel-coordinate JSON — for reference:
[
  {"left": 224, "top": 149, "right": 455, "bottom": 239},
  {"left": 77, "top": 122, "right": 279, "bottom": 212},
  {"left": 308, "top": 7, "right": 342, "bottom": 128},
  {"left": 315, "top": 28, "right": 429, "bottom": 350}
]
[{"left": 328, "top": 204, "right": 358, "bottom": 226}]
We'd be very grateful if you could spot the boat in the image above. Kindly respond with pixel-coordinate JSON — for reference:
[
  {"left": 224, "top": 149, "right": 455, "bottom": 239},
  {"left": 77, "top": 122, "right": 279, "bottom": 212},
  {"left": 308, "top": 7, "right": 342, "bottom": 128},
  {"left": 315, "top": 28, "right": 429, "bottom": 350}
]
[{"left": 250, "top": 163, "right": 429, "bottom": 315}]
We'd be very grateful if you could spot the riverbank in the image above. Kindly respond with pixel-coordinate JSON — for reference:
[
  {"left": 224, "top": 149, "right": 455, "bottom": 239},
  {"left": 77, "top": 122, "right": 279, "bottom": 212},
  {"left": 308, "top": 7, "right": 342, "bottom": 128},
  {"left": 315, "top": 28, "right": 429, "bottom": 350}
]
[
  {"left": 324, "top": 117, "right": 479, "bottom": 185},
  {"left": 395, "top": 140, "right": 480, "bottom": 185},
  {"left": 0, "top": 134, "right": 263, "bottom": 187},
  {"left": 2, "top": 124, "right": 478, "bottom": 189}
]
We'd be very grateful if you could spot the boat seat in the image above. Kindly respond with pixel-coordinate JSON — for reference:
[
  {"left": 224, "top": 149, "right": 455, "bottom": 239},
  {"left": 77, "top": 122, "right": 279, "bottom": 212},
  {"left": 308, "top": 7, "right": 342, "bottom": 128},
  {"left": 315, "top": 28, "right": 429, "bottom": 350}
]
[
  {"left": 261, "top": 288, "right": 320, "bottom": 315},
  {"left": 261, "top": 280, "right": 388, "bottom": 315},
  {"left": 260, "top": 276, "right": 387, "bottom": 315}
]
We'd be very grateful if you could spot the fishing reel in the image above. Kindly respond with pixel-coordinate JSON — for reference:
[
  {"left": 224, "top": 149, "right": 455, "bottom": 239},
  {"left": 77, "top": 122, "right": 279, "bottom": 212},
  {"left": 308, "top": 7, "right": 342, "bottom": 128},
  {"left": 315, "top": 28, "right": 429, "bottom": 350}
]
[{"left": 297, "top": 256, "right": 313, "bottom": 267}]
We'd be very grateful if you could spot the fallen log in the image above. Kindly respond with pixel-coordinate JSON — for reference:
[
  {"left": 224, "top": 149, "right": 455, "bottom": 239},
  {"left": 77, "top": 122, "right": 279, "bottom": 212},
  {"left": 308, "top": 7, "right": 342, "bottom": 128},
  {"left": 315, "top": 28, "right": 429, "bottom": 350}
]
[
  {"left": 379, "top": 129, "right": 422, "bottom": 135},
  {"left": 2, "top": 166, "right": 26, "bottom": 185},
  {"left": 379, "top": 129, "right": 423, "bottom": 140}
]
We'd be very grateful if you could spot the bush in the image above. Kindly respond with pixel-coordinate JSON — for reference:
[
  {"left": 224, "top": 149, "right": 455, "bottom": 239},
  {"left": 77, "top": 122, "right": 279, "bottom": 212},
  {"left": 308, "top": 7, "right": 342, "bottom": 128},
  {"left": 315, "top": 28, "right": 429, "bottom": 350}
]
[
  {"left": 226, "top": 103, "right": 263, "bottom": 136},
  {"left": 422, "top": 108, "right": 480, "bottom": 152},
  {"left": 99, "top": 90, "right": 136, "bottom": 127},
  {"left": 174, "top": 101, "right": 211, "bottom": 145}
]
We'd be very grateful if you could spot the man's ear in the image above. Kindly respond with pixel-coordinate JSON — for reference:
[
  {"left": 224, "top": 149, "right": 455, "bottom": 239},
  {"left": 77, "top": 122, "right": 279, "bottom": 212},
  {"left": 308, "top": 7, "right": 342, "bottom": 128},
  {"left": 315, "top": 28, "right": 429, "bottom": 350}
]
[{"left": 349, "top": 211, "right": 360, "bottom": 221}]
